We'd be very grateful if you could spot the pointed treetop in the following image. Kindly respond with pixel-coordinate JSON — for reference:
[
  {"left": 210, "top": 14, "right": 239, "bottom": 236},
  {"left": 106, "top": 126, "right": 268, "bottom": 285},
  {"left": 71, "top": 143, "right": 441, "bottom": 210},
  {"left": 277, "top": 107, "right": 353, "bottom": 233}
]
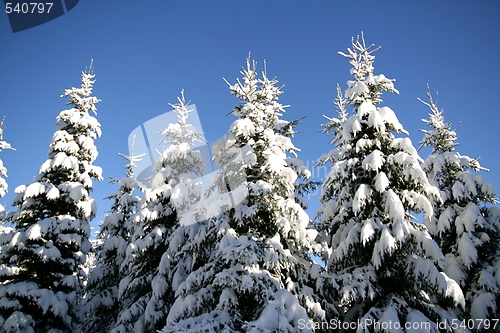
[
  {"left": 0, "top": 117, "right": 14, "bottom": 152},
  {"left": 338, "top": 32, "right": 380, "bottom": 81},
  {"left": 320, "top": 84, "right": 349, "bottom": 147},
  {"left": 223, "top": 54, "right": 287, "bottom": 131},
  {"left": 419, "top": 84, "right": 459, "bottom": 154},
  {"left": 334, "top": 84, "right": 348, "bottom": 122},
  {"left": 0, "top": 117, "right": 5, "bottom": 141},
  {"left": 85, "top": 59, "right": 94, "bottom": 75},
  {"left": 339, "top": 32, "right": 398, "bottom": 105},
  {"left": 223, "top": 54, "right": 259, "bottom": 103},
  {"left": 158, "top": 90, "right": 205, "bottom": 147},
  {"left": 61, "top": 62, "right": 100, "bottom": 115},
  {"left": 170, "top": 89, "right": 192, "bottom": 128},
  {"left": 119, "top": 135, "right": 146, "bottom": 178}
]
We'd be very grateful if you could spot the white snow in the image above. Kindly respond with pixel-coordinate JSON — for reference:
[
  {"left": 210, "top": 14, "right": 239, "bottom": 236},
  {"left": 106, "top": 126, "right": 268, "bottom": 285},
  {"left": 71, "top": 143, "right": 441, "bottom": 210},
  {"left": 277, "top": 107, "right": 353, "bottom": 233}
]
[
  {"left": 456, "top": 203, "right": 485, "bottom": 234},
  {"left": 457, "top": 233, "right": 478, "bottom": 267},
  {"left": 353, "top": 184, "right": 372, "bottom": 215},
  {"left": 2, "top": 311, "right": 35, "bottom": 333},
  {"left": 374, "top": 172, "right": 390, "bottom": 192},
  {"left": 231, "top": 118, "right": 256, "bottom": 139},
  {"left": 360, "top": 218, "right": 377, "bottom": 245},
  {"left": 357, "top": 101, "right": 376, "bottom": 119},
  {"left": 384, "top": 189, "right": 405, "bottom": 224},
  {"left": 444, "top": 253, "right": 466, "bottom": 285},
  {"left": 345, "top": 80, "right": 369, "bottom": 102},
  {"left": 378, "top": 106, "right": 406, "bottom": 134},
  {"left": 405, "top": 310, "right": 438, "bottom": 333},
  {"left": 362, "top": 150, "right": 385, "bottom": 171},
  {"left": 23, "top": 182, "right": 45, "bottom": 200},
  {"left": 244, "top": 290, "right": 312, "bottom": 333},
  {"left": 372, "top": 226, "right": 396, "bottom": 268},
  {"left": 342, "top": 116, "right": 362, "bottom": 141},
  {"left": 368, "top": 108, "right": 386, "bottom": 132},
  {"left": 470, "top": 292, "right": 496, "bottom": 321},
  {"left": 378, "top": 305, "right": 403, "bottom": 333}
]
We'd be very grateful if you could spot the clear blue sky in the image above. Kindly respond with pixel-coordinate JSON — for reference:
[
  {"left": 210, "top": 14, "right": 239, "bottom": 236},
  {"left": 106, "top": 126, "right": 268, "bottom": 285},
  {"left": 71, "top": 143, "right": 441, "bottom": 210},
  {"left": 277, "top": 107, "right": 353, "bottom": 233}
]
[{"left": 1, "top": 1, "right": 499, "bottom": 234}]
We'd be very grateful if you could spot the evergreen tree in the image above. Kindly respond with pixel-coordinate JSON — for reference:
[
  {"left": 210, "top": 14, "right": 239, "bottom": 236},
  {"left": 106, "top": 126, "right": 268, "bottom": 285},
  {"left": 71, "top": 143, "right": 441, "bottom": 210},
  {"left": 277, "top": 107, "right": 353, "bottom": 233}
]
[
  {"left": 162, "top": 57, "right": 324, "bottom": 333},
  {"left": 313, "top": 84, "right": 349, "bottom": 324},
  {"left": 0, "top": 62, "right": 102, "bottom": 332},
  {"left": 279, "top": 117, "right": 321, "bottom": 212},
  {"left": 419, "top": 87, "right": 500, "bottom": 328},
  {"left": 0, "top": 118, "right": 14, "bottom": 229},
  {"left": 83, "top": 144, "right": 144, "bottom": 333},
  {"left": 0, "top": 118, "right": 14, "bottom": 200},
  {"left": 316, "top": 35, "right": 465, "bottom": 331},
  {"left": 112, "top": 91, "right": 204, "bottom": 333}
]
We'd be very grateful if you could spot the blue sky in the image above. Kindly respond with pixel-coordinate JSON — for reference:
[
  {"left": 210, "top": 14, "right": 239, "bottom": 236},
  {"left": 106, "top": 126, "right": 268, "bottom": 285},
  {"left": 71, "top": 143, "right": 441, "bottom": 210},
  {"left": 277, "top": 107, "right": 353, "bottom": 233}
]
[{"left": 1, "top": 1, "right": 499, "bottom": 234}]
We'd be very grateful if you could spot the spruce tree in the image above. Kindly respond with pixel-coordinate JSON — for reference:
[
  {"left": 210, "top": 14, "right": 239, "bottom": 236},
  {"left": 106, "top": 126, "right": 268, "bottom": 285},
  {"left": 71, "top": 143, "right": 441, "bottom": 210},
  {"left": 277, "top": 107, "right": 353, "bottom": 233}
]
[
  {"left": 0, "top": 118, "right": 14, "bottom": 229},
  {"left": 316, "top": 35, "right": 465, "bottom": 330},
  {"left": 419, "top": 87, "right": 500, "bottom": 328},
  {"left": 0, "top": 118, "right": 14, "bottom": 200},
  {"left": 314, "top": 84, "right": 348, "bottom": 324},
  {"left": 112, "top": 91, "right": 204, "bottom": 333},
  {"left": 0, "top": 62, "right": 102, "bottom": 332},
  {"left": 83, "top": 145, "right": 144, "bottom": 333},
  {"left": 162, "top": 57, "right": 324, "bottom": 333}
]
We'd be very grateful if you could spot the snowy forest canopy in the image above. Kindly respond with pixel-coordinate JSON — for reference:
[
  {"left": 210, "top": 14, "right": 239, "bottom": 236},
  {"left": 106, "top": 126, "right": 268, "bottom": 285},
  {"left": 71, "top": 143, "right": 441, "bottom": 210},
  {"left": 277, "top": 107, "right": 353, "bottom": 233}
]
[{"left": 0, "top": 34, "right": 499, "bottom": 333}]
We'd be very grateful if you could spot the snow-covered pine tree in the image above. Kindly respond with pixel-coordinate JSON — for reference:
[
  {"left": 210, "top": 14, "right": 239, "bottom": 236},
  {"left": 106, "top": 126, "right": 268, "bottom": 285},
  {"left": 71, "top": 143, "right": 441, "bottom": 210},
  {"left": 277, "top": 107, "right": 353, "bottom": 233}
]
[
  {"left": 277, "top": 117, "right": 321, "bottom": 212},
  {"left": 315, "top": 34, "right": 466, "bottom": 330},
  {"left": 112, "top": 90, "right": 204, "bottom": 333},
  {"left": 142, "top": 93, "right": 208, "bottom": 333},
  {"left": 162, "top": 56, "right": 324, "bottom": 333},
  {"left": 419, "top": 87, "right": 500, "bottom": 327},
  {"left": 83, "top": 144, "right": 145, "bottom": 333},
  {"left": 0, "top": 118, "right": 14, "bottom": 201},
  {"left": 313, "top": 84, "right": 348, "bottom": 323},
  {"left": 0, "top": 118, "right": 14, "bottom": 229},
  {"left": 0, "top": 62, "right": 102, "bottom": 333}
]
